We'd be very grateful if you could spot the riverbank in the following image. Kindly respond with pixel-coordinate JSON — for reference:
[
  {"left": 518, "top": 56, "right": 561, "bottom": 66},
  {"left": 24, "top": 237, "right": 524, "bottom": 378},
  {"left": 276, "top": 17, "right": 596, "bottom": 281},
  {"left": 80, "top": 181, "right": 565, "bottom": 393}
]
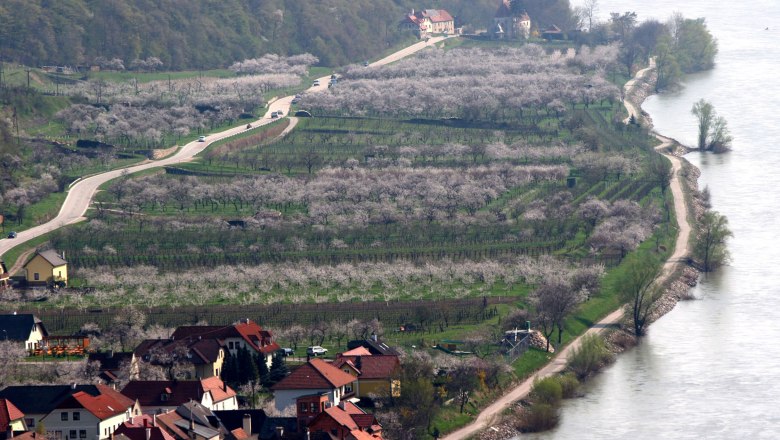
[{"left": 453, "top": 62, "right": 706, "bottom": 440}]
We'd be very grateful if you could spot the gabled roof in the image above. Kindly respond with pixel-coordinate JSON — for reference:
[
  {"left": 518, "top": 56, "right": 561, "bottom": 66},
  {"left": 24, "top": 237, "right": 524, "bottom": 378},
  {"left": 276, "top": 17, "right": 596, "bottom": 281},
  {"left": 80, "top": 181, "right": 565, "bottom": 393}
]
[
  {"left": 308, "top": 403, "right": 382, "bottom": 440},
  {"left": 170, "top": 320, "right": 280, "bottom": 355},
  {"left": 121, "top": 378, "right": 236, "bottom": 407},
  {"left": 421, "top": 9, "right": 454, "bottom": 23},
  {"left": 340, "top": 347, "right": 371, "bottom": 357},
  {"left": 27, "top": 250, "right": 67, "bottom": 267},
  {"left": 115, "top": 415, "right": 176, "bottom": 440},
  {"left": 332, "top": 356, "right": 400, "bottom": 380},
  {"left": 0, "top": 385, "right": 110, "bottom": 415},
  {"left": 213, "top": 410, "right": 267, "bottom": 437},
  {"left": 57, "top": 385, "right": 134, "bottom": 421},
  {"left": 0, "top": 398, "right": 25, "bottom": 431},
  {"left": 0, "top": 314, "right": 48, "bottom": 341},
  {"left": 134, "top": 338, "right": 223, "bottom": 365},
  {"left": 271, "top": 358, "right": 355, "bottom": 391}
]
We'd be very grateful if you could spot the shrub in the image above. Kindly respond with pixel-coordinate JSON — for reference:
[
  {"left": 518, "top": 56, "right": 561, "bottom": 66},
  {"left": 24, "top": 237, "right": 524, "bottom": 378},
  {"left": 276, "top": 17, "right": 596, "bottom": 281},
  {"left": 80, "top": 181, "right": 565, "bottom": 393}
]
[
  {"left": 529, "top": 377, "right": 562, "bottom": 406},
  {"left": 556, "top": 372, "right": 580, "bottom": 399},
  {"left": 516, "top": 402, "right": 560, "bottom": 433},
  {"left": 567, "top": 334, "right": 615, "bottom": 379}
]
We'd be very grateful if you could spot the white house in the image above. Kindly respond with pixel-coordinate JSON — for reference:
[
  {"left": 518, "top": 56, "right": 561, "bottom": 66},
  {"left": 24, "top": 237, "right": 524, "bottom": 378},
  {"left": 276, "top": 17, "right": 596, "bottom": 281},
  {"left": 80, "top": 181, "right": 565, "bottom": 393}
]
[{"left": 270, "top": 358, "right": 356, "bottom": 412}]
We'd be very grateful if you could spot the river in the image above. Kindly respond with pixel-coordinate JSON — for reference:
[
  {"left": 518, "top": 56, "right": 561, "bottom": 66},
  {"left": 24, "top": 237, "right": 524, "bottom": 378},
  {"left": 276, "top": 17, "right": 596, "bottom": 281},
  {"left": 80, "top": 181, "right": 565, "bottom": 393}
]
[{"left": 519, "top": 1, "right": 780, "bottom": 438}]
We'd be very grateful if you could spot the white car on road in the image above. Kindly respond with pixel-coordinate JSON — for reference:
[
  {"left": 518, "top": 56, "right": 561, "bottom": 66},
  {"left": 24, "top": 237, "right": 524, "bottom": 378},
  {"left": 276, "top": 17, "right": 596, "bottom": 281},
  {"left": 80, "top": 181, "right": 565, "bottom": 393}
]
[{"left": 307, "top": 346, "right": 327, "bottom": 356}]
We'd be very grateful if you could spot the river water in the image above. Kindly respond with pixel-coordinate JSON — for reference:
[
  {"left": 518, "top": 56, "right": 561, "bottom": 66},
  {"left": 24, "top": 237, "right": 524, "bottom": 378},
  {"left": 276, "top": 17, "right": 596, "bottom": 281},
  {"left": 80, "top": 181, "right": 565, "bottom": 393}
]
[{"left": 518, "top": 1, "right": 780, "bottom": 439}]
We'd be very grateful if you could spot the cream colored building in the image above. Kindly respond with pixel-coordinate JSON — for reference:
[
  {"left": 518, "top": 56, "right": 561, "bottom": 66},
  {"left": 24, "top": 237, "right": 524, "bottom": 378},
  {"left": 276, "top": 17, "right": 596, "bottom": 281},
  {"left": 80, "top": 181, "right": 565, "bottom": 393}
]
[{"left": 24, "top": 249, "right": 68, "bottom": 286}]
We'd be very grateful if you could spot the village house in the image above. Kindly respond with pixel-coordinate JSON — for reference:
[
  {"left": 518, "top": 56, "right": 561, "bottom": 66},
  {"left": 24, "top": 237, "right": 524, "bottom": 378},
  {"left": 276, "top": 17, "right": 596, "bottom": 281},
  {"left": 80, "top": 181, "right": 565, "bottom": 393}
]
[
  {"left": 113, "top": 415, "right": 175, "bottom": 440},
  {"left": 493, "top": 0, "right": 531, "bottom": 40},
  {"left": 300, "top": 397, "right": 383, "bottom": 440},
  {"left": 170, "top": 319, "right": 279, "bottom": 368},
  {"left": 0, "top": 398, "right": 28, "bottom": 439},
  {"left": 0, "top": 313, "right": 48, "bottom": 351},
  {"left": 0, "top": 384, "right": 140, "bottom": 440},
  {"left": 332, "top": 353, "right": 400, "bottom": 399},
  {"left": 133, "top": 337, "right": 226, "bottom": 379},
  {"left": 120, "top": 377, "right": 238, "bottom": 413},
  {"left": 23, "top": 250, "right": 67, "bottom": 287},
  {"left": 398, "top": 9, "right": 455, "bottom": 38},
  {"left": 153, "top": 401, "right": 232, "bottom": 440},
  {"left": 271, "top": 359, "right": 355, "bottom": 413}
]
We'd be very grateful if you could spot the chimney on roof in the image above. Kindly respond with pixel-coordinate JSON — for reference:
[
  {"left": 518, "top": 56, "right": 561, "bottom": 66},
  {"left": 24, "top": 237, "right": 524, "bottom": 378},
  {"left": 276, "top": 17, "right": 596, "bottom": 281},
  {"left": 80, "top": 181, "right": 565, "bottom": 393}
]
[
  {"left": 242, "top": 414, "right": 251, "bottom": 435},
  {"left": 62, "top": 251, "right": 66, "bottom": 260},
  {"left": 108, "top": 350, "right": 114, "bottom": 358},
  {"left": 71, "top": 383, "right": 77, "bottom": 390},
  {"left": 145, "top": 428, "right": 151, "bottom": 440},
  {"left": 274, "top": 427, "right": 284, "bottom": 439},
  {"left": 370, "top": 332, "right": 377, "bottom": 342},
  {"left": 153, "top": 414, "right": 157, "bottom": 427}
]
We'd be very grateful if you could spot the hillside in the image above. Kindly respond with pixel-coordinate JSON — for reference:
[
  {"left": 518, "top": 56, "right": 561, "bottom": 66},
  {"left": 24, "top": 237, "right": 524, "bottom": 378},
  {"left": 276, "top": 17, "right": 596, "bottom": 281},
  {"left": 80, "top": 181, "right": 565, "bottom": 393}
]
[{"left": 0, "top": 0, "right": 500, "bottom": 69}]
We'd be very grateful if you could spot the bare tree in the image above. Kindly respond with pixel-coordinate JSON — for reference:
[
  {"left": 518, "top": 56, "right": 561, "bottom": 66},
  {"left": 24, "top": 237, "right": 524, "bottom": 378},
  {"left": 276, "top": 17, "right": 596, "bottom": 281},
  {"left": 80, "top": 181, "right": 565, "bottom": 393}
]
[{"left": 618, "top": 254, "right": 662, "bottom": 336}]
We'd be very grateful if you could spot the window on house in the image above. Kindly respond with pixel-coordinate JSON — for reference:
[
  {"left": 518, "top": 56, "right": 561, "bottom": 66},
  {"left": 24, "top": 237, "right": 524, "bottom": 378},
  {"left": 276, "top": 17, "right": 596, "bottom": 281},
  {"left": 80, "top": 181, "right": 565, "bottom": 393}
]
[
  {"left": 34, "top": 273, "right": 40, "bottom": 281},
  {"left": 160, "top": 393, "right": 169, "bottom": 401},
  {"left": 61, "top": 413, "right": 69, "bottom": 421},
  {"left": 54, "top": 431, "right": 62, "bottom": 440},
  {"left": 72, "top": 412, "right": 80, "bottom": 421},
  {"left": 69, "top": 430, "right": 77, "bottom": 439},
  {"left": 310, "top": 402, "right": 317, "bottom": 413},
  {"left": 25, "top": 418, "right": 34, "bottom": 427},
  {"left": 345, "top": 383, "right": 353, "bottom": 393},
  {"left": 79, "top": 430, "right": 86, "bottom": 439},
  {"left": 300, "top": 403, "right": 307, "bottom": 413}
]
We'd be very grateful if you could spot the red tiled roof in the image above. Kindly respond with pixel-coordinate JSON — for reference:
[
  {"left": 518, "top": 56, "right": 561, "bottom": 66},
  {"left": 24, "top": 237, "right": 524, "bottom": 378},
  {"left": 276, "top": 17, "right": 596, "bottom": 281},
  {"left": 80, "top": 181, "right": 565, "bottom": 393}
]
[
  {"left": 63, "top": 385, "right": 134, "bottom": 420},
  {"left": 116, "top": 415, "right": 176, "bottom": 440},
  {"left": 201, "top": 377, "right": 237, "bottom": 403},
  {"left": 332, "top": 356, "right": 400, "bottom": 380},
  {"left": 171, "top": 320, "right": 279, "bottom": 355},
  {"left": 272, "top": 359, "right": 355, "bottom": 391},
  {"left": 153, "top": 411, "right": 188, "bottom": 440},
  {"left": 0, "top": 398, "right": 25, "bottom": 431},
  {"left": 425, "top": 9, "right": 453, "bottom": 23},
  {"left": 230, "top": 427, "right": 249, "bottom": 440},
  {"left": 322, "top": 407, "right": 358, "bottom": 431},
  {"left": 340, "top": 347, "right": 371, "bottom": 357},
  {"left": 308, "top": 404, "right": 383, "bottom": 440}
]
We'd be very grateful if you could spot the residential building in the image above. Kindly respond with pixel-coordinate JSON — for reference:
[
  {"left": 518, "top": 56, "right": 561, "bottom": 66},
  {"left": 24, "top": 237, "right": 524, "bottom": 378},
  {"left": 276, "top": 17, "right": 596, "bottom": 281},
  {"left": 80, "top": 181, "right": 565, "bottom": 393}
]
[
  {"left": 332, "top": 354, "right": 400, "bottom": 398},
  {"left": 0, "top": 313, "right": 48, "bottom": 351},
  {"left": 153, "top": 401, "right": 230, "bottom": 440},
  {"left": 170, "top": 319, "right": 279, "bottom": 368},
  {"left": 345, "top": 337, "right": 400, "bottom": 357},
  {"left": 120, "top": 377, "right": 238, "bottom": 413},
  {"left": 133, "top": 337, "right": 226, "bottom": 379},
  {"left": 493, "top": 0, "right": 531, "bottom": 40},
  {"left": 398, "top": 9, "right": 455, "bottom": 38},
  {"left": 0, "top": 398, "right": 28, "bottom": 439},
  {"left": 271, "top": 359, "right": 355, "bottom": 412},
  {"left": 0, "top": 384, "right": 139, "bottom": 440},
  {"left": 304, "top": 400, "right": 382, "bottom": 440},
  {"left": 113, "top": 415, "right": 175, "bottom": 440},
  {"left": 23, "top": 250, "right": 67, "bottom": 286}
]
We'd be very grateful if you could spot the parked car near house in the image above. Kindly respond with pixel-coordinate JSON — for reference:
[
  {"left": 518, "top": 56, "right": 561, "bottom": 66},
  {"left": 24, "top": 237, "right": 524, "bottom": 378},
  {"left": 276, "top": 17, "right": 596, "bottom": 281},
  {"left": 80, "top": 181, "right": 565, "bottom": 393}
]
[{"left": 307, "top": 346, "right": 327, "bottom": 356}]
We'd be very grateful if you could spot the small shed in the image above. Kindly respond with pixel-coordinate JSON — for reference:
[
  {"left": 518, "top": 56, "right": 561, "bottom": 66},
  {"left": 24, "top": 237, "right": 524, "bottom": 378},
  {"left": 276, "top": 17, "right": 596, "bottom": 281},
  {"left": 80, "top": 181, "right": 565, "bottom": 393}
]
[{"left": 24, "top": 250, "right": 68, "bottom": 286}]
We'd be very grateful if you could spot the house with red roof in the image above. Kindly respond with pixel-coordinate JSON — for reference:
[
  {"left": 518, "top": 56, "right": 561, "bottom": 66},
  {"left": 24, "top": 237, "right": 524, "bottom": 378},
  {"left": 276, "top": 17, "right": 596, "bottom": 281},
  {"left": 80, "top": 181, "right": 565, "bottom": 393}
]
[
  {"left": 0, "top": 385, "right": 140, "bottom": 438},
  {"left": 271, "top": 359, "right": 356, "bottom": 412},
  {"left": 113, "top": 415, "right": 175, "bottom": 440},
  {"left": 170, "top": 319, "right": 279, "bottom": 368},
  {"left": 332, "top": 354, "right": 400, "bottom": 399},
  {"left": 0, "top": 398, "right": 28, "bottom": 439},
  {"left": 37, "top": 384, "right": 139, "bottom": 440},
  {"left": 120, "top": 377, "right": 237, "bottom": 413},
  {"left": 304, "top": 400, "right": 382, "bottom": 440},
  {"left": 398, "top": 9, "right": 455, "bottom": 38}
]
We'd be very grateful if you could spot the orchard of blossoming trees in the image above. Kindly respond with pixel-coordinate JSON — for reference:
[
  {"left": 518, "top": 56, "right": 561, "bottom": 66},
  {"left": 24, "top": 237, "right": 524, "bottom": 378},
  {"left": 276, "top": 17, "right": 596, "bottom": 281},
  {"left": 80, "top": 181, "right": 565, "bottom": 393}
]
[
  {"left": 11, "top": 42, "right": 673, "bottom": 313},
  {"left": 302, "top": 45, "right": 621, "bottom": 121},
  {"left": 53, "top": 57, "right": 313, "bottom": 149}
]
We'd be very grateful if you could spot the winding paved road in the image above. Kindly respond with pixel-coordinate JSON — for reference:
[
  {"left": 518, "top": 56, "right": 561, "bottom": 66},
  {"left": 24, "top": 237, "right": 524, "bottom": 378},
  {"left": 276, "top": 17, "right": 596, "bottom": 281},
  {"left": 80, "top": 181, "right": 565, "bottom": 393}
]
[
  {"left": 443, "top": 61, "right": 693, "bottom": 440},
  {"left": 0, "top": 36, "right": 449, "bottom": 262}
]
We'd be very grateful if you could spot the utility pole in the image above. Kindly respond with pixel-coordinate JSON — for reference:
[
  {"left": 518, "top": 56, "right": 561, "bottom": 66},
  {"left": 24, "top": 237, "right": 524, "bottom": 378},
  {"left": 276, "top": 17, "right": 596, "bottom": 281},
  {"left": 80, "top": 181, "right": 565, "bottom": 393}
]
[{"left": 25, "top": 68, "right": 31, "bottom": 89}]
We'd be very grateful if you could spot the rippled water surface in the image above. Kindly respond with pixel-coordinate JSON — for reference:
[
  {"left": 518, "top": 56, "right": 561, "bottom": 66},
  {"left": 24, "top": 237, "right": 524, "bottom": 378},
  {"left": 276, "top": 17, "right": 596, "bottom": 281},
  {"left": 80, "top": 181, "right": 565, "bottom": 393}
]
[{"left": 518, "top": 1, "right": 780, "bottom": 438}]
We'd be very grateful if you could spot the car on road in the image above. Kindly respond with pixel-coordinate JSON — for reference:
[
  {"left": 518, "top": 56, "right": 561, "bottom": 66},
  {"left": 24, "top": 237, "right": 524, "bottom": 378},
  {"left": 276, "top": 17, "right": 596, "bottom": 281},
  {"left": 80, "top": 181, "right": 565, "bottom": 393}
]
[
  {"left": 198, "top": 136, "right": 206, "bottom": 142},
  {"left": 330, "top": 74, "right": 338, "bottom": 80},
  {"left": 7, "top": 231, "right": 17, "bottom": 239},
  {"left": 363, "top": 61, "right": 370, "bottom": 67},
  {"left": 306, "top": 346, "right": 327, "bottom": 356},
  {"left": 313, "top": 80, "right": 320, "bottom": 86},
  {"left": 280, "top": 348, "right": 294, "bottom": 357},
  {"left": 291, "top": 98, "right": 301, "bottom": 104},
  {"left": 270, "top": 111, "right": 279, "bottom": 118}
]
